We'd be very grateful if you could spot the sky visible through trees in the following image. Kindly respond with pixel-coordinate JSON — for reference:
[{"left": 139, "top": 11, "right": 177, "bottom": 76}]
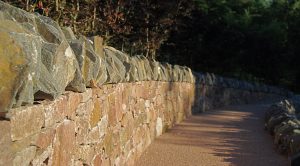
[{"left": 5, "top": 0, "right": 300, "bottom": 92}]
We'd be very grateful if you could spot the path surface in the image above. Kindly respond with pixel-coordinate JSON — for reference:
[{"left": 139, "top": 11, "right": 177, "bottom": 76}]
[{"left": 135, "top": 104, "right": 288, "bottom": 166}]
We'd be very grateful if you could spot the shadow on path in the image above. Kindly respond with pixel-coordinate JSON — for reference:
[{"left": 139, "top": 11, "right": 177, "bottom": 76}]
[{"left": 136, "top": 104, "right": 288, "bottom": 166}]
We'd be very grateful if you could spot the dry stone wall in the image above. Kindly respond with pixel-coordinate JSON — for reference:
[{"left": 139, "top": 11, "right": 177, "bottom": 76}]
[
  {"left": 0, "top": 79, "right": 289, "bottom": 166},
  {"left": 0, "top": 82, "right": 195, "bottom": 165},
  {"left": 0, "top": 1, "right": 293, "bottom": 166},
  {"left": 192, "top": 72, "right": 291, "bottom": 113}
]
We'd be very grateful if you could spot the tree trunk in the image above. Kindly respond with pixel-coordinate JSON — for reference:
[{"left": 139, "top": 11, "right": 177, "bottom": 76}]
[
  {"left": 56, "top": 0, "right": 59, "bottom": 11},
  {"left": 92, "top": 6, "right": 97, "bottom": 31},
  {"left": 26, "top": 0, "right": 29, "bottom": 11}
]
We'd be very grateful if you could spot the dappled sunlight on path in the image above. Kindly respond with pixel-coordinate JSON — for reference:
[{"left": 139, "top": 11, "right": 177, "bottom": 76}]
[{"left": 135, "top": 104, "right": 287, "bottom": 166}]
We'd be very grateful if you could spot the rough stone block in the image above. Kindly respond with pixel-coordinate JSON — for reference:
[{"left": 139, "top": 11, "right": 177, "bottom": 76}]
[
  {"left": 103, "top": 131, "right": 113, "bottom": 156},
  {"left": 108, "top": 94, "right": 117, "bottom": 126},
  {"left": 44, "top": 99, "right": 64, "bottom": 128},
  {"left": 75, "top": 145, "right": 95, "bottom": 164},
  {"left": 13, "top": 146, "right": 36, "bottom": 166},
  {"left": 11, "top": 105, "right": 45, "bottom": 141},
  {"left": 0, "top": 120, "right": 13, "bottom": 165},
  {"left": 90, "top": 98, "right": 102, "bottom": 128},
  {"left": 88, "top": 126, "right": 101, "bottom": 144},
  {"left": 31, "top": 146, "right": 52, "bottom": 166},
  {"left": 76, "top": 99, "right": 94, "bottom": 117},
  {"left": 98, "top": 115, "right": 108, "bottom": 139},
  {"left": 65, "top": 92, "right": 82, "bottom": 120},
  {"left": 52, "top": 120, "right": 75, "bottom": 166},
  {"left": 35, "top": 129, "right": 56, "bottom": 150},
  {"left": 75, "top": 115, "right": 90, "bottom": 145},
  {"left": 92, "top": 154, "right": 103, "bottom": 166}
]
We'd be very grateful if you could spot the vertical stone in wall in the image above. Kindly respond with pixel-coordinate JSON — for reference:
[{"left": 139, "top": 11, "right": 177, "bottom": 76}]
[
  {"left": 52, "top": 120, "right": 75, "bottom": 166},
  {"left": 0, "top": 120, "right": 13, "bottom": 165},
  {"left": 142, "top": 57, "right": 153, "bottom": 81},
  {"left": 90, "top": 98, "right": 102, "bottom": 128},
  {"left": 107, "top": 47, "right": 132, "bottom": 82},
  {"left": 61, "top": 27, "right": 77, "bottom": 40},
  {"left": 129, "top": 56, "right": 141, "bottom": 82},
  {"left": 68, "top": 36, "right": 101, "bottom": 88},
  {"left": 157, "top": 63, "right": 166, "bottom": 81},
  {"left": 160, "top": 63, "right": 170, "bottom": 81},
  {"left": 103, "top": 47, "right": 126, "bottom": 83},
  {"left": 156, "top": 117, "right": 163, "bottom": 136},
  {"left": 167, "top": 64, "right": 173, "bottom": 82},
  {"left": 90, "top": 36, "right": 108, "bottom": 86},
  {"left": 149, "top": 61, "right": 159, "bottom": 81}
]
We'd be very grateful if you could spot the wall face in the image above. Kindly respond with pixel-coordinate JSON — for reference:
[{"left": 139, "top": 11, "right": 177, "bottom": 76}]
[{"left": 0, "top": 81, "right": 195, "bottom": 166}]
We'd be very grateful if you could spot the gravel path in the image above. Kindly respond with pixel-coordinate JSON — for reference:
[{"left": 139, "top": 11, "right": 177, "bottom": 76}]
[{"left": 135, "top": 104, "right": 288, "bottom": 166}]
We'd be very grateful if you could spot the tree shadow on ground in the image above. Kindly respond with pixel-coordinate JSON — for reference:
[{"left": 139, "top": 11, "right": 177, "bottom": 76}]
[{"left": 153, "top": 104, "right": 287, "bottom": 166}]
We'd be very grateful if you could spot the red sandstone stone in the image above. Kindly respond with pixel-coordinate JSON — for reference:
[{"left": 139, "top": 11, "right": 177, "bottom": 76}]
[
  {"left": 108, "top": 94, "right": 117, "bottom": 126},
  {"left": 52, "top": 120, "right": 75, "bottom": 166},
  {"left": 81, "top": 89, "right": 93, "bottom": 103},
  {"left": 101, "top": 157, "right": 110, "bottom": 166},
  {"left": 76, "top": 99, "right": 94, "bottom": 116},
  {"left": 13, "top": 146, "right": 36, "bottom": 166},
  {"left": 11, "top": 105, "right": 45, "bottom": 141},
  {"left": 115, "top": 94, "right": 123, "bottom": 123},
  {"left": 65, "top": 92, "right": 82, "bottom": 120},
  {"left": 75, "top": 116, "right": 89, "bottom": 145},
  {"left": 56, "top": 95, "right": 68, "bottom": 115},
  {"left": 35, "top": 129, "right": 56, "bottom": 150},
  {"left": 0, "top": 121, "right": 13, "bottom": 165},
  {"left": 75, "top": 145, "right": 95, "bottom": 164},
  {"left": 92, "top": 88, "right": 104, "bottom": 98},
  {"left": 90, "top": 98, "right": 102, "bottom": 128},
  {"left": 92, "top": 154, "right": 102, "bottom": 166},
  {"left": 44, "top": 98, "right": 64, "bottom": 128},
  {"left": 103, "top": 131, "right": 113, "bottom": 156},
  {"left": 88, "top": 126, "right": 101, "bottom": 144}
]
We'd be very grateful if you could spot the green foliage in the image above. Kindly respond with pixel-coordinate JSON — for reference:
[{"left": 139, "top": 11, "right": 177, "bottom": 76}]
[{"left": 159, "top": 0, "right": 300, "bottom": 92}]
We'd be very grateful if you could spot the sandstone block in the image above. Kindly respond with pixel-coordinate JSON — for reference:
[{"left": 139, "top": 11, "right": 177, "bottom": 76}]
[
  {"left": 90, "top": 98, "right": 102, "bottom": 128},
  {"left": 108, "top": 94, "right": 117, "bottom": 126},
  {"left": 13, "top": 146, "right": 36, "bottom": 166},
  {"left": 88, "top": 126, "right": 101, "bottom": 144},
  {"left": 75, "top": 145, "right": 95, "bottom": 164},
  {"left": 31, "top": 146, "right": 52, "bottom": 166},
  {"left": 35, "top": 129, "right": 56, "bottom": 150},
  {"left": 0, "top": 120, "right": 13, "bottom": 165},
  {"left": 65, "top": 92, "right": 82, "bottom": 120},
  {"left": 52, "top": 120, "right": 75, "bottom": 166},
  {"left": 92, "top": 154, "right": 102, "bottom": 166},
  {"left": 76, "top": 99, "right": 94, "bottom": 116},
  {"left": 75, "top": 116, "right": 90, "bottom": 145},
  {"left": 11, "top": 105, "right": 45, "bottom": 141},
  {"left": 103, "top": 131, "right": 113, "bottom": 156},
  {"left": 44, "top": 98, "right": 64, "bottom": 128},
  {"left": 98, "top": 115, "right": 108, "bottom": 139}
]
